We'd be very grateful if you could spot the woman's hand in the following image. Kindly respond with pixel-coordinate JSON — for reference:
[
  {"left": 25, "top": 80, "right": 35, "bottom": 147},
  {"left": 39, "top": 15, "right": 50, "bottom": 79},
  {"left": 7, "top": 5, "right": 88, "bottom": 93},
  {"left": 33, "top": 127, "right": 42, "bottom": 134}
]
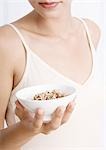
[{"left": 15, "top": 100, "right": 76, "bottom": 136}]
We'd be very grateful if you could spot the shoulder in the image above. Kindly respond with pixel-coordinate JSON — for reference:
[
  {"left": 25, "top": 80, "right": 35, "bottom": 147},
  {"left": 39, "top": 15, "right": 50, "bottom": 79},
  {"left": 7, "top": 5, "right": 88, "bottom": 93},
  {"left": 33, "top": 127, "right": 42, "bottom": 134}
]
[
  {"left": 0, "top": 25, "right": 15, "bottom": 68},
  {"left": 0, "top": 24, "right": 25, "bottom": 86},
  {"left": 83, "top": 18, "right": 101, "bottom": 49},
  {"left": 0, "top": 25, "right": 23, "bottom": 67},
  {"left": 0, "top": 25, "right": 19, "bottom": 51},
  {"left": 0, "top": 24, "right": 26, "bottom": 89}
]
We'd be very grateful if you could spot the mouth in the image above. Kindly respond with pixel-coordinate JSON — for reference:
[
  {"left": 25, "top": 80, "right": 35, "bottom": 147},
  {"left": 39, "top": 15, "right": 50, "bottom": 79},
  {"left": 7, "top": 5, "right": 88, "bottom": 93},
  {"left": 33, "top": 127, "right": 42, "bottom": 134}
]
[{"left": 38, "top": 2, "right": 62, "bottom": 9}]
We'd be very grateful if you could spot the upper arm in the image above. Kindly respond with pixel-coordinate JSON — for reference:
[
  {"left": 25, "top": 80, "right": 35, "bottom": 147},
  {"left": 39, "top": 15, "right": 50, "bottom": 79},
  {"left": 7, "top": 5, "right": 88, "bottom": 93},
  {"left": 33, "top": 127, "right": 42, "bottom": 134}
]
[
  {"left": 0, "top": 25, "right": 26, "bottom": 129},
  {"left": 84, "top": 18, "right": 101, "bottom": 49},
  {"left": 0, "top": 27, "right": 14, "bottom": 129}
]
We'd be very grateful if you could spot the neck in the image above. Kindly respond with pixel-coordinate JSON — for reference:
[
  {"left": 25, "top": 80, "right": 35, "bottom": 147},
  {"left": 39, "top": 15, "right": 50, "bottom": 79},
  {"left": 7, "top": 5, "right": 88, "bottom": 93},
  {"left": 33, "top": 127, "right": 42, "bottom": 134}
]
[{"left": 30, "top": 10, "right": 73, "bottom": 38}]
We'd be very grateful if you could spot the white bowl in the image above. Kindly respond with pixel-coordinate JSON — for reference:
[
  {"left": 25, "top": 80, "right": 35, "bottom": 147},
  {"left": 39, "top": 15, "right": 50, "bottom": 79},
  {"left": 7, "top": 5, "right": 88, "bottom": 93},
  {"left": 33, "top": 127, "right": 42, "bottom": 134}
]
[{"left": 15, "top": 84, "right": 77, "bottom": 122}]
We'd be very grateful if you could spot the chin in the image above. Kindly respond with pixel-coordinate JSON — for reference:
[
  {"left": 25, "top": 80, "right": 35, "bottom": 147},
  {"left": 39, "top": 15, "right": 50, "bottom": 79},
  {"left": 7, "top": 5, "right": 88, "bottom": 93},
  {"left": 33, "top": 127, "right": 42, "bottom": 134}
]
[
  {"left": 38, "top": 10, "right": 63, "bottom": 19},
  {"left": 35, "top": 5, "right": 65, "bottom": 19}
]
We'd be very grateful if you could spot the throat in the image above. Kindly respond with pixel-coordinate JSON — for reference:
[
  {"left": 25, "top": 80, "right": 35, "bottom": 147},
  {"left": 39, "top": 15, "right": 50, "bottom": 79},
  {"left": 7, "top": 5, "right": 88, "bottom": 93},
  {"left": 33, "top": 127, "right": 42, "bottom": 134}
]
[{"left": 31, "top": 11, "right": 73, "bottom": 38}]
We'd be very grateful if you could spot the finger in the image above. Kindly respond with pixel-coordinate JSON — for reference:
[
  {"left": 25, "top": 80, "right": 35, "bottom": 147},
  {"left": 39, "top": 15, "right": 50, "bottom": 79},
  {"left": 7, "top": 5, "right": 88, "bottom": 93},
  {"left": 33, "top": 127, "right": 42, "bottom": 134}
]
[
  {"left": 15, "top": 106, "right": 23, "bottom": 120},
  {"left": 61, "top": 100, "right": 76, "bottom": 124},
  {"left": 15, "top": 100, "right": 24, "bottom": 110},
  {"left": 33, "top": 108, "right": 44, "bottom": 129},
  {"left": 44, "top": 107, "right": 64, "bottom": 131},
  {"left": 15, "top": 100, "right": 24, "bottom": 120},
  {"left": 15, "top": 101, "right": 33, "bottom": 121}
]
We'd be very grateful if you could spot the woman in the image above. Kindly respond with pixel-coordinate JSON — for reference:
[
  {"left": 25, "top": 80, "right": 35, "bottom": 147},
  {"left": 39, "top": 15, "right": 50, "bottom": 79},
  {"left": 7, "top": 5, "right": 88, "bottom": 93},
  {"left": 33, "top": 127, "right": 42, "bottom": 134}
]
[{"left": 0, "top": 0, "right": 102, "bottom": 150}]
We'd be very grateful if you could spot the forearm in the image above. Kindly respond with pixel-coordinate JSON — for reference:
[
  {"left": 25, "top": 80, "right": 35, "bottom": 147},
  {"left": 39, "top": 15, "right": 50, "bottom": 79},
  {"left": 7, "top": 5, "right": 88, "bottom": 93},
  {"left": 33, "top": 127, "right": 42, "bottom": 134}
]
[{"left": 0, "top": 122, "right": 37, "bottom": 150}]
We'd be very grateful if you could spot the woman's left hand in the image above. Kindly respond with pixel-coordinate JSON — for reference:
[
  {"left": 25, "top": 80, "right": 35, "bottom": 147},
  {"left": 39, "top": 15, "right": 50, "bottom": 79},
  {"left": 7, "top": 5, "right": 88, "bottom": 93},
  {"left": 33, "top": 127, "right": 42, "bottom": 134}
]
[
  {"left": 15, "top": 100, "right": 76, "bottom": 135},
  {"left": 41, "top": 100, "right": 76, "bottom": 134}
]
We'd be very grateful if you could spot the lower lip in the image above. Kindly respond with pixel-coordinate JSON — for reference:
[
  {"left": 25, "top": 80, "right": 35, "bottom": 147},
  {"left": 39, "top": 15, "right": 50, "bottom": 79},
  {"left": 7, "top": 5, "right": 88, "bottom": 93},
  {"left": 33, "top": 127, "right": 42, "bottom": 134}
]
[{"left": 39, "top": 2, "right": 60, "bottom": 9}]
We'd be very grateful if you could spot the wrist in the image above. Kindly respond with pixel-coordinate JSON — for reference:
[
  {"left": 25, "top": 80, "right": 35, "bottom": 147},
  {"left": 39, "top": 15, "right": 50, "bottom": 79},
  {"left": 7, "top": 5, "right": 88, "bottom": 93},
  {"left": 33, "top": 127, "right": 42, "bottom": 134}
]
[{"left": 19, "top": 120, "right": 41, "bottom": 136}]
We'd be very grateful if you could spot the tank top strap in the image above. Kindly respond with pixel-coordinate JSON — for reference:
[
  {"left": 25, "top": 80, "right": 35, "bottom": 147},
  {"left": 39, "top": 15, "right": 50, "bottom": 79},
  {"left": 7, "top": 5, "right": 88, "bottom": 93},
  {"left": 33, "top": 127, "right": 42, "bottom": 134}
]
[
  {"left": 77, "top": 17, "right": 96, "bottom": 51},
  {"left": 8, "top": 23, "right": 30, "bottom": 53},
  {"left": 76, "top": 17, "right": 96, "bottom": 84}
]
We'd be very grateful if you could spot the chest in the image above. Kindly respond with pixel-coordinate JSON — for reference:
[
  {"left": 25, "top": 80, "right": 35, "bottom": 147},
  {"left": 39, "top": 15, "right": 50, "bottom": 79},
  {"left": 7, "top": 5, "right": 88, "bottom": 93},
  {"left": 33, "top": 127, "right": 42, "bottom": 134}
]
[
  {"left": 27, "top": 35, "right": 93, "bottom": 84},
  {"left": 14, "top": 31, "right": 93, "bottom": 89}
]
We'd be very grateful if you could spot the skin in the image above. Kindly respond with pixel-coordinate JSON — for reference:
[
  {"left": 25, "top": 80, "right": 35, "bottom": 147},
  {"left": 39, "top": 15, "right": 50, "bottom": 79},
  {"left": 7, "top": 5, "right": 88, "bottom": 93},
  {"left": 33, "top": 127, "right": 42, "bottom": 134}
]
[{"left": 0, "top": 0, "right": 100, "bottom": 149}]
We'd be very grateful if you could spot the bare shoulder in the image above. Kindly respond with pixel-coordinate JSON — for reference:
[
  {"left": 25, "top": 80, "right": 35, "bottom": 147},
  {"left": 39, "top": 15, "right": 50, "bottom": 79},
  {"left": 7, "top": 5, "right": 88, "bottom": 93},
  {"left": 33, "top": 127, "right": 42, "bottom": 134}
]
[
  {"left": 84, "top": 18, "right": 101, "bottom": 49},
  {"left": 0, "top": 24, "right": 25, "bottom": 86},
  {"left": 0, "top": 25, "right": 24, "bottom": 67},
  {"left": 0, "top": 25, "right": 18, "bottom": 55},
  {"left": 0, "top": 25, "right": 15, "bottom": 69}
]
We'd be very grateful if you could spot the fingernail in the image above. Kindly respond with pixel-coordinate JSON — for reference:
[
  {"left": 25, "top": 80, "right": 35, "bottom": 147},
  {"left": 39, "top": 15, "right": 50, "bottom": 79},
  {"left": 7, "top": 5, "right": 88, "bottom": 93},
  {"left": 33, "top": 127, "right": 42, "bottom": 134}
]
[
  {"left": 15, "top": 102, "right": 20, "bottom": 108},
  {"left": 68, "top": 101, "right": 76, "bottom": 109},
  {"left": 37, "top": 108, "right": 44, "bottom": 115}
]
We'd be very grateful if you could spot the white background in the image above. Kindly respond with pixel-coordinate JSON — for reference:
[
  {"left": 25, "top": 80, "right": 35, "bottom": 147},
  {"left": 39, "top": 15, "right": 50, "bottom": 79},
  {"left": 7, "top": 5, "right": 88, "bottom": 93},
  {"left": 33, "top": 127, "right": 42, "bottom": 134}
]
[{"left": 0, "top": 0, "right": 105, "bottom": 149}]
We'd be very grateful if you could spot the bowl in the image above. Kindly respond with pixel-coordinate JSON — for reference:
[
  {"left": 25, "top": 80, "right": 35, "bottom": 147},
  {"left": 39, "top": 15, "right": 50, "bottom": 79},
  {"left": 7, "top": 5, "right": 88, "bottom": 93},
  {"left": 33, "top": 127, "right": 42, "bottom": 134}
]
[{"left": 15, "top": 84, "right": 77, "bottom": 122}]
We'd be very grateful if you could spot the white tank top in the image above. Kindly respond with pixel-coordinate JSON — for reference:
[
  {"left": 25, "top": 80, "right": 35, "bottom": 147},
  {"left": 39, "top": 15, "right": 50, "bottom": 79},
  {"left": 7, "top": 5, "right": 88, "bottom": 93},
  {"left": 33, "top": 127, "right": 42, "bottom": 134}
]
[{"left": 6, "top": 18, "right": 104, "bottom": 150}]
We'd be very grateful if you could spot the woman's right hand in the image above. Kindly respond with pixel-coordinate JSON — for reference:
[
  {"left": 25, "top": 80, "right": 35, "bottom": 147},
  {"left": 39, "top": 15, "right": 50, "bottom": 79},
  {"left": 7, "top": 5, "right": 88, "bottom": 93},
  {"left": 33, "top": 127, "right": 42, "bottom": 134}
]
[{"left": 15, "top": 100, "right": 75, "bottom": 136}]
